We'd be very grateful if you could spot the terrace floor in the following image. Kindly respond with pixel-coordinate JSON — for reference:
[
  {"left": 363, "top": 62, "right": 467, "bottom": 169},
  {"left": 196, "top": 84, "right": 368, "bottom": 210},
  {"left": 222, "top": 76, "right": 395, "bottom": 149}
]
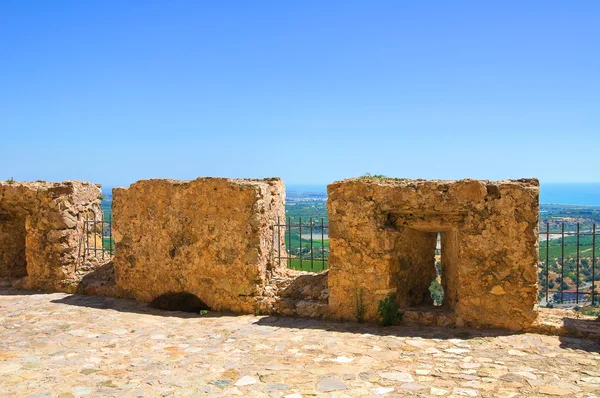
[{"left": 1, "top": 288, "right": 599, "bottom": 398}]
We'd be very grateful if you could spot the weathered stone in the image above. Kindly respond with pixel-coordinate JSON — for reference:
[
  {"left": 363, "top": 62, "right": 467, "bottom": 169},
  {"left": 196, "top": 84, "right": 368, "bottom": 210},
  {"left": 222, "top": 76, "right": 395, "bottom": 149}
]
[
  {"left": 265, "top": 383, "right": 289, "bottom": 392},
  {"left": 316, "top": 378, "right": 348, "bottom": 392},
  {"left": 452, "top": 387, "right": 479, "bottom": 396},
  {"left": 431, "top": 387, "right": 449, "bottom": 396},
  {"left": 112, "top": 177, "right": 286, "bottom": 313},
  {"left": 234, "top": 376, "right": 257, "bottom": 386},
  {"left": 373, "top": 387, "right": 395, "bottom": 395},
  {"left": 538, "top": 386, "right": 574, "bottom": 396},
  {"left": 0, "top": 180, "right": 103, "bottom": 291},
  {"left": 380, "top": 371, "right": 415, "bottom": 382},
  {"left": 327, "top": 177, "right": 539, "bottom": 330}
]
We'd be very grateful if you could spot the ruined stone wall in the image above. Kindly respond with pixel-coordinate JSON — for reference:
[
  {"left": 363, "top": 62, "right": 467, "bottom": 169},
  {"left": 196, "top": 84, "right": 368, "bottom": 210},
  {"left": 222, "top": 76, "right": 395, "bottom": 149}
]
[
  {"left": 327, "top": 178, "right": 539, "bottom": 330},
  {"left": 0, "top": 181, "right": 102, "bottom": 290},
  {"left": 112, "top": 177, "right": 286, "bottom": 313}
]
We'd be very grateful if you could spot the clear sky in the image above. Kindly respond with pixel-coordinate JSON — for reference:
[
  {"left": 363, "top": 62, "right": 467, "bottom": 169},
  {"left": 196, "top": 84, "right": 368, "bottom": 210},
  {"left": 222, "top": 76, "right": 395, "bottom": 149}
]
[{"left": 1, "top": 1, "right": 598, "bottom": 186}]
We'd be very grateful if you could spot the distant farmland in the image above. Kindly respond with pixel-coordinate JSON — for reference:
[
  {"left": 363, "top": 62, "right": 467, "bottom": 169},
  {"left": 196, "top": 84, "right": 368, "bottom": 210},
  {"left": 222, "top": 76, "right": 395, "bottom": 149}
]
[
  {"left": 539, "top": 235, "right": 597, "bottom": 260},
  {"left": 100, "top": 197, "right": 600, "bottom": 279}
]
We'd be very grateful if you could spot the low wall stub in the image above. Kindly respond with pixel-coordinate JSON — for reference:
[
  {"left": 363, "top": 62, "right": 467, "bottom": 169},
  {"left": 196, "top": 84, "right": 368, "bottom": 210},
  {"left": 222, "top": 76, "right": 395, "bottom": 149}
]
[
  {"left": 112, "top": 177, "right": 285, "bottom": 313},
  {"left": 327, "top": 177, "right": 539, "bottom": 330},
  {"left": 0, "top": 180, "right": 102, "bottom": 291}
]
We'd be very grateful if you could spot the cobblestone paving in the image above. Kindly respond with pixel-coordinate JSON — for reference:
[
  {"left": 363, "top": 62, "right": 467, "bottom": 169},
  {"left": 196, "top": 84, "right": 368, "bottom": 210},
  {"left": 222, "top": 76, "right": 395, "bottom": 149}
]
[{"left": 1, "top": 289, "right": 599, "bottom": 398}]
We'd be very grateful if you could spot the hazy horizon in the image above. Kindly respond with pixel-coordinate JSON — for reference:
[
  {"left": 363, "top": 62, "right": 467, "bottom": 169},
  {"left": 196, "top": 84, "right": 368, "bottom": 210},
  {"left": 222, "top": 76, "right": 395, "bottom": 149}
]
[{"left": 99, "top": 181, "right": 600, "bottom": 206}]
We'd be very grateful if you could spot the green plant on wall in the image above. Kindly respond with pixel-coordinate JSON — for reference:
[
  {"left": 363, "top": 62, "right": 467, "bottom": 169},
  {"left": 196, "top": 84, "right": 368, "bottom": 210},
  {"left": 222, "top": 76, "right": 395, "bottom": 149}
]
[
  {"left": 360, "top": 173, "right": 389, "bottom": 180},
  {"left": 378, "top": 294, "right": 403, "bottom": 326},
  {"left": 429, "top": 278, "right": 444, "bottom": 306},
  {"left": 359, "top": 173, "right": 407, "bottom": 182},
  {"left": 354, "top": 286, "right": 365, "bottom": 323}
]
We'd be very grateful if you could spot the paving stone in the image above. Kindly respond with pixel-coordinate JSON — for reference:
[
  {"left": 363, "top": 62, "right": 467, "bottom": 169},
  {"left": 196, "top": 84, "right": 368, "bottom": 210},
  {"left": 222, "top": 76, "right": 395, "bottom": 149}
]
[
  {"left": 446, "top": 348, "right": 470, "bottom": 354},
  {"left": 373, "top": 387, "right": 395, "bottom": 395},
  {"left": 234, "top": 376, "right": 257, "bottom": 386},
  {"left": 380, "top": 371, "right": 415, "bottom": 382},
  {"left": 0, "top": 288, "right": 599, "bottom": 397},
  {"left": 265, "top": 383, "right": 289, "bottom": 392},
  {"left": 453, "top": 387, "right": 479, "bottom": 396},
  {"left": 400, "top": 383, "right": 426, "bottom": 390},
  {"left": 538, "top": 386, "right": 574, "bottom": 396},
  {"left": 316, "top": 378, "right": 348, "bottom": 392},
  {"left": 71, "top": 387, "right": 92, "bottom": 396}
]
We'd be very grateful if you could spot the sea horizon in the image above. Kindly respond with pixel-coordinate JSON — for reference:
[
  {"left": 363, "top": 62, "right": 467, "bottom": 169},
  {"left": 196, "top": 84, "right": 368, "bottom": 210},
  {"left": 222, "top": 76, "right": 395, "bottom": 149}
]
[
  {"left": 286, "top": 182, "right": 600, "bottom": 207},
  {"left": 101, "top": 182, "right": 600, "bottom": 207}
]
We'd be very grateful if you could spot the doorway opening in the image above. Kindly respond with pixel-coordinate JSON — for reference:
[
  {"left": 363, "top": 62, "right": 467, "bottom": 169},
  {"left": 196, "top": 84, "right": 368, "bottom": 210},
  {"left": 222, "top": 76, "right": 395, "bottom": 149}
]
[
  {"left": 395, "top": 226, "right": 458, "bottom": 311},
  {"left": 0, "top": 210, "right": 28, "bottom": 278}
]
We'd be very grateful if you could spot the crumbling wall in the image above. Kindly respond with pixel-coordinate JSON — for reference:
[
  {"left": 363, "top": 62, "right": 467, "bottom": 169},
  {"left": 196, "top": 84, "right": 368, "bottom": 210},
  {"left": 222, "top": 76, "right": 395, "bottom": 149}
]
[
  {"left": 112, "top": 177, "right": 286, "bottom": 313},
  {"left": 327, "top": 178, "right": 539, "bottom": 330},
  {"left": 0, "top": 181, "right": 102, "bottom": 290}
]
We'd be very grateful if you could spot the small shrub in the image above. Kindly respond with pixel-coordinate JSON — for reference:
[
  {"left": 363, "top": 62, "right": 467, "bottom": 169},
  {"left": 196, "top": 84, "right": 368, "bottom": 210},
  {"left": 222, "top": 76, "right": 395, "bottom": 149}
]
[
  {"left": 429, "top": 278, "right": 444, "bottom": 306},
  {"left": 254, "top": 309, "right": 262, "bottom": 316},
  {"left": 5, "top": 177, "right": 15, "bottom": 185},
  {"left": 360, "top": 173, "right": 389, "bottom": 180},
  {"left": 65, "top": 285, "right": 75, "bottom": 294},
  {"left": 75, "top": 283, "right": 86, "bottom": 295},
  {"left": 99, "top": 194, "right": 105, "bottom": 201},
  {"left": 199, "top": 310, "right": 209, "bottom": 315},
  {"left": 378, "top": 294, "right": 402, "bottom": 326},
  {"left": 580, "top": 305, "right": 600, "bottom": 317}
]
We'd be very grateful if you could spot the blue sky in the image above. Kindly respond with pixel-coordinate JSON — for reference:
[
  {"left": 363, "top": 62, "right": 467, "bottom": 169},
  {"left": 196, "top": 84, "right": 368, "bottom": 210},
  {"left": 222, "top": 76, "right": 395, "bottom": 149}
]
[{"left": 1, "top": 1, "right": 598, "bottom": 186}]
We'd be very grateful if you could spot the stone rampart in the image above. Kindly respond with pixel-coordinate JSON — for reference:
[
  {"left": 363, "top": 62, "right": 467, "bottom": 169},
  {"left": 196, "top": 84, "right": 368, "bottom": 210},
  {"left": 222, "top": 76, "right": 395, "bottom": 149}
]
[
  {"left": 0, "top": 180, "right": 102, "bottom": 291},
  {"left": 112, "top": 177, "right": 286, "bottom": 313},
  {"left": 1, "top": 176, "right": 545, "bottom": 332},
  {"left": 327, "top": 177, "right": 539, "bottom": 330}
]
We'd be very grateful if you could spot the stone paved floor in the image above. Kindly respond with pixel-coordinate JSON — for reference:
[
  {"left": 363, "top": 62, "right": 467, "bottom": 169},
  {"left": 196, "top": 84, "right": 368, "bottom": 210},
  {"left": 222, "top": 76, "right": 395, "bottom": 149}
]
[{"left": 1, "top": 289, "right": 599, "bottom": 398}]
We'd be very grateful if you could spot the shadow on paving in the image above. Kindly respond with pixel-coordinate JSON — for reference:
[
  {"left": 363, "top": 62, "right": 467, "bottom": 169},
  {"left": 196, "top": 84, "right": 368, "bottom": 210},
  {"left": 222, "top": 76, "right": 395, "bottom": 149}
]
[
  {"left": 0, "top": 286, "right": 49, "bottom": 296},
  {"left": 0, "top": 287, "right": 230, "bottom": 320},
  {"left": 45, "top": 291, "right": 512, "bottom": 342},
  {"left": 2, "top": 287, "right": 599, "bottom": 353},
  {"left": 255, "top": 316, "right": 600, "bottom": 353},
  {"left": 558, "top": 334, "right": 600, "bottom": 352},
  {"left": 559, "top": 317, "right": 600, "bottom": 352},
  {"left": 254, "top": 314, "right": 516, "bottom": 341},
  {"left": 48, "top": 292, "right": 232, "bottom": 319}
]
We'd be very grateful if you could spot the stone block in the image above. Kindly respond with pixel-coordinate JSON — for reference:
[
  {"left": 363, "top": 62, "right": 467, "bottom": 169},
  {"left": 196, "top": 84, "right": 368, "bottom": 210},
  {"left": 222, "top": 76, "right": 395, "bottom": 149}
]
[
  {"left": 0, "top": 180, "right": 102, "bottom": 290},
  {"left": 327, "top": 177, "right": 539, "bottom": 330},
  {"left": 112, "top": 177, "right": 286, "bottom": 313}
]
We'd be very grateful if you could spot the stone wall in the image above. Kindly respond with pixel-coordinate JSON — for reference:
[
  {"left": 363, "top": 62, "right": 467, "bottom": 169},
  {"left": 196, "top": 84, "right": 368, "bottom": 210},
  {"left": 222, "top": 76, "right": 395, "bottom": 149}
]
[
  {"left": 1, "top": 176, "right": 544, "bottom": 332},
  {"left": 327, "top": 178, "right": 539, "bottom": 330},
  {"left": 112, "top": 177, "right": 286, "bottom": 313},
  {"left": 0, "top": 181, "right": 102, "bottom": 291}
]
